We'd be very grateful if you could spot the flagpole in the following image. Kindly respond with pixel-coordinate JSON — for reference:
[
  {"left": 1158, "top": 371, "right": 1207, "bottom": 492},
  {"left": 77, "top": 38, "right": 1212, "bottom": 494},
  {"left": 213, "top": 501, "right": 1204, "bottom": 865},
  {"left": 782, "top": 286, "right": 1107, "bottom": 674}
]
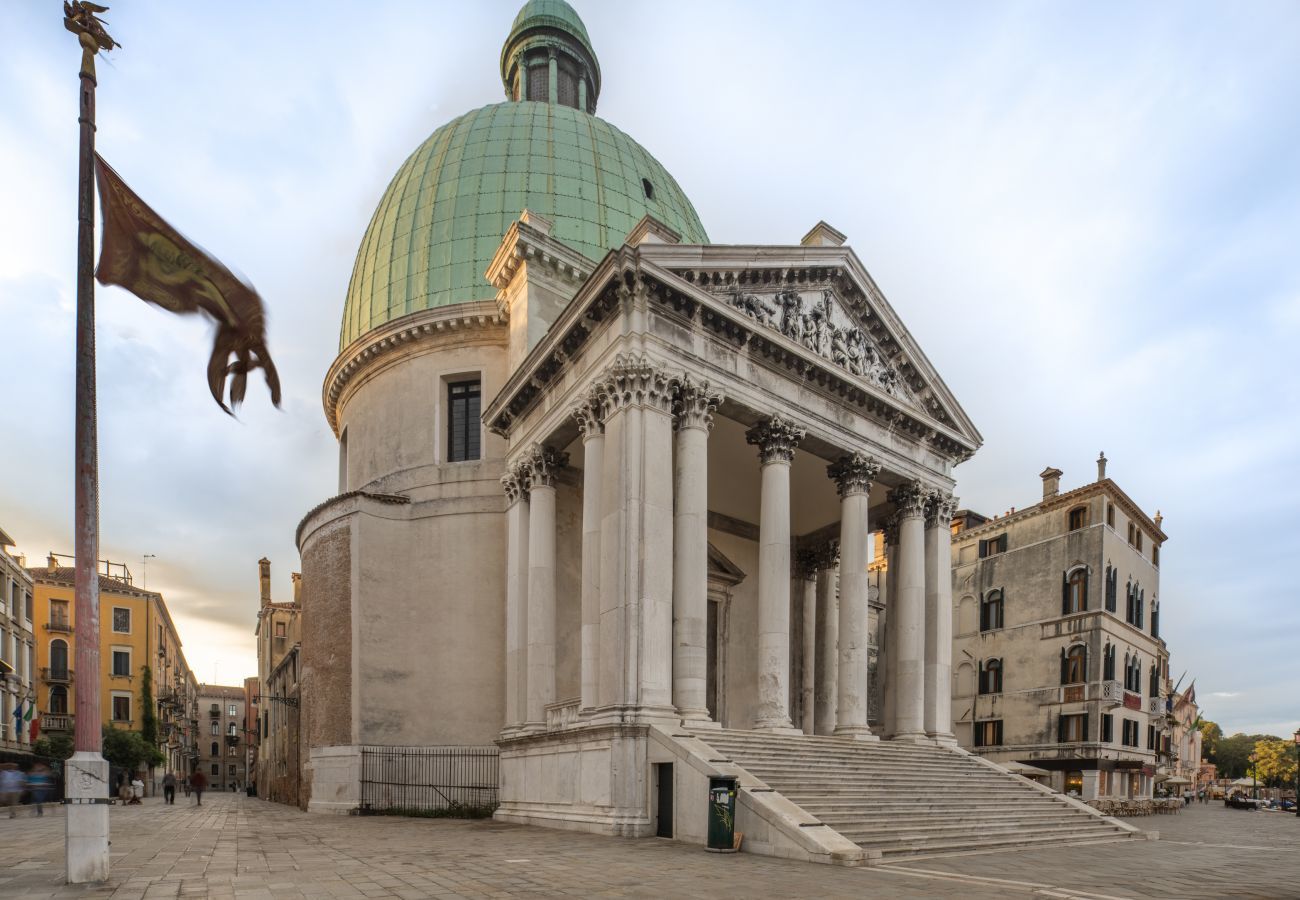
[{"left": 66, "top": 6, "right": 113, "bottom": 885}]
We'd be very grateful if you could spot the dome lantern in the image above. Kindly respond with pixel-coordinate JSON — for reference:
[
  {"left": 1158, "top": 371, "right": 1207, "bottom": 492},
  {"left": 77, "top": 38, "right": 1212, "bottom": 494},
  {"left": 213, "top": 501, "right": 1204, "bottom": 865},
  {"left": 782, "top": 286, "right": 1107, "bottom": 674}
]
[{"left": 500, "top": 0, "right": 600, "bottom": 113}]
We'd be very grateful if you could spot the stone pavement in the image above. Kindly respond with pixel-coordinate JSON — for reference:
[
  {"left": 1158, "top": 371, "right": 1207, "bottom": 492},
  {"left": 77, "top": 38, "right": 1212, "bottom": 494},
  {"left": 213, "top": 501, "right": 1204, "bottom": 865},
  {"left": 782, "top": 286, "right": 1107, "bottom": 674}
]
[{"left": 0, "top": 794, "right": 1296, "bottom": 899}]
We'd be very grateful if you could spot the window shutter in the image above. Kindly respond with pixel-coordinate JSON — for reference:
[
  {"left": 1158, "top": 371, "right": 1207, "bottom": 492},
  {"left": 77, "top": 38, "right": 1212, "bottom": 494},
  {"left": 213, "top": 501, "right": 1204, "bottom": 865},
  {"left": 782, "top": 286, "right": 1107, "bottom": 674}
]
[
  {"left": 974, "top": 723, "right": 983, "bottom": 748},
  {"left": 1083, "top": 712, "right": 1090, "bottom": 743},
  {"left": 978, "top": 539, "right": 987, "bottom": 558},
  {"left": 1061, "top": 572, "right": 1069, "bottom": 616},
  {"left": 1057, "top": 714, "right": 1066, "bottom": 743},
  {"left": 1059, "top": 648, "right": 1068, "bottom": 685},
  {"left": 1081, "top": 570, "right": 1089, "bottom": 611}
]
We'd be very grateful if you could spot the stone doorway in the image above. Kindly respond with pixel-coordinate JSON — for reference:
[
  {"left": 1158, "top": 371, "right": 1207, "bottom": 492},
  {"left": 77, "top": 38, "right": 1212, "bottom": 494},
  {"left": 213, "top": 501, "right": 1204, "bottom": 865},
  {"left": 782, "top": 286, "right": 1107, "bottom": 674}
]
[{"left": 705, "top": 543, "right": 745, "bottom": 726}]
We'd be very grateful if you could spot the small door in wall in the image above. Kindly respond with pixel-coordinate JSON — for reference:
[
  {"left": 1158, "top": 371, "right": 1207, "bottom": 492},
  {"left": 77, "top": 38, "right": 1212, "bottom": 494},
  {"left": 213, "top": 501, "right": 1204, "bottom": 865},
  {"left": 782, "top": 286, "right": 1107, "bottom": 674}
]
[{"left": 655, "top": 763, "right": 673, "bottom": 838}]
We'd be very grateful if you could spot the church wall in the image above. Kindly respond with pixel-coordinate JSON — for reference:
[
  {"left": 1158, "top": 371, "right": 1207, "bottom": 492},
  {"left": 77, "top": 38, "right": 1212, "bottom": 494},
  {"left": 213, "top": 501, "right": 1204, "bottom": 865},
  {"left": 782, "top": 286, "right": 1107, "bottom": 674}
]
[{"left": 354, "top": 504, "right": 507, "bottom": 746}]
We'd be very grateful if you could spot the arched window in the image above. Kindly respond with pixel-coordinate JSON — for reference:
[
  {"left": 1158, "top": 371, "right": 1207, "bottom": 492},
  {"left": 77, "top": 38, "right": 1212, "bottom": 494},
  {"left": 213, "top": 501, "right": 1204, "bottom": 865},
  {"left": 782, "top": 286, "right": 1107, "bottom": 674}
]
[
  {"left": 980, "top": 590, "right": 1003, "bottom": 632},
  {"left": 211, "top": 741, "right": 219, "bottom": 757},
  {"left": 1067, "top": 506, "right": 1088, "bottom": 531},
  {"left": 1062, "top": 644, "right": 1087, "bottom": 684},
  {"left": 49, "top": 685, "right": 68, "bottom": 715},
  {"left": 979, "top": 659, "right": 1003, "bottom": 694},
  {"left": 227, "top": 722, "right": 238, "bottom": 737},
  {"left": 210, "top": 720, "right": 219, "bottom": 736},
  {"left": 1103, "top": 643, "right": 1116, "bottom": 681},
  {"left": 1104, "top": 565, "right": 1117, "bottom": 612},
  {"left": 1063, "top": 568, "right": 1088, "bottom": 614},
  {"left": 1151, "top": 600, "right": 1160, "bottom": 638},
  {"left": 50, "top": 639, "right": 69, "bottom": 678}
]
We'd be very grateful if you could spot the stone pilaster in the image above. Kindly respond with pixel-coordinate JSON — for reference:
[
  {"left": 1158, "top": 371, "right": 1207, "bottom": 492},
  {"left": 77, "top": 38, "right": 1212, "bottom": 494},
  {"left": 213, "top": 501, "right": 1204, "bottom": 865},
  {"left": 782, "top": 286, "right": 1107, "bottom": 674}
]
[
  {"left": 924, "top": 490, "right": 958, "bottom": 744},
  {"left": 501, "top": 465, "right": 531, "bottom": 732},
  {"left": 793, "top": 547, "right": 819, "bottom": 735},
  {"left": 746, "top": 415, "right": 805, "bottom": 732},
  {"left": 524, "top": 444, "right": 568, "bottom": 730},
  {"left": 829, "top": 453, "right": 881, "bottom": 740},
  {"left": 881, "top": 515, "right": 899, "bottom": 738},
  {"left": 573, "top": 392, "right": 605, "bottom": 713},
  {"left": 889, "top": 481, "right": 929, "bottom": 743},
  {"left": 672, "top": 376, "right": 722, "bottom": 724}
]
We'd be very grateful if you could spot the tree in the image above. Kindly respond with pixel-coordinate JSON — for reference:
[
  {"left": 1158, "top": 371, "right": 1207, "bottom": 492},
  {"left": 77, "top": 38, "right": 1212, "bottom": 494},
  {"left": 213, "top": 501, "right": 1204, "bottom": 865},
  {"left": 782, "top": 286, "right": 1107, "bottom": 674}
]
[
  {"left": 139, "top": 664, "right": 157, "bottom": 749},
  {"left": 101, "top": 726, "right": 163, "bottom": 773},
  {"left": 1217, "top": 733, "right": 1277, "bottom": 779},
  {"left": 1197, "top": 718, "right": 1222, "bottom": 763},
  {"left": 33, "top": 734, "right": 74, "bottom": 761},
  {"left": 1253, "top": 739, "right": 1298, "bottom": 789}
]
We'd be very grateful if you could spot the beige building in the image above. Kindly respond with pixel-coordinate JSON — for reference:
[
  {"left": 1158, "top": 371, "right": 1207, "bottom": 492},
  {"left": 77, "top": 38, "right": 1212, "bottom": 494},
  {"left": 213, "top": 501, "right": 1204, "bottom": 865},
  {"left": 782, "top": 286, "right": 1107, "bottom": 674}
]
[
  {"left": 197, "top": 684, "right": 247, "bottom": 790},
  {"left": 950, "top": 456, "right": 1170, "bottom": 800},
  {"left": 253, "top": 558, "right": 300, "bottom": 804},
  {"left": 0, "top": 527, "right": 36, "bottom": 754},
  {"left": 1169, "top": 683, "right": 1201, "bottom": 790}
]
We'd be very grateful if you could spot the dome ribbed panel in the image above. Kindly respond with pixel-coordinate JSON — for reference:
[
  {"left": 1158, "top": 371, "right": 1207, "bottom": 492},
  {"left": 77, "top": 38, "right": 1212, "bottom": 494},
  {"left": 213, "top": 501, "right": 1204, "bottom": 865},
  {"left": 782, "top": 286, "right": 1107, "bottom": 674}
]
[{"left": 340, "top": 101, "right": 708, "bottom": 349}]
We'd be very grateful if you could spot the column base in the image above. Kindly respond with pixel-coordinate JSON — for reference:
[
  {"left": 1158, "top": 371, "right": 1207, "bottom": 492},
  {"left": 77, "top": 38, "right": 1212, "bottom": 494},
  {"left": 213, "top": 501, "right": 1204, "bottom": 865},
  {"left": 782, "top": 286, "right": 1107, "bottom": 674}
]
[
  {"left": 753, "top": 719, "right": 802, "bottom": 735},
  {"left": 890, "top": 731, "right": 929, "bottom": 744},
  {"left": 65, "top": 751, "right": 110, "bottom": 884},
  {"left": 678, "top": 710, "right": 720, "bottom": 729},
  {"left": 832, "top": 725, "right": 879, "bottom": 741},
  {"left": 926, "top": 732, "right": 959, "bottom": 747}
]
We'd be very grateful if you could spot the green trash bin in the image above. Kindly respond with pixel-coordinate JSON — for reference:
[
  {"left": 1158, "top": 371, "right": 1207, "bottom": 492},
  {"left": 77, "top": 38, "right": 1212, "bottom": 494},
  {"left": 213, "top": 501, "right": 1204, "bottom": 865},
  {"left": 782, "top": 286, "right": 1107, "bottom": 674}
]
[{"left": 706, "top": 775, "right": 738, "bottom": 853}]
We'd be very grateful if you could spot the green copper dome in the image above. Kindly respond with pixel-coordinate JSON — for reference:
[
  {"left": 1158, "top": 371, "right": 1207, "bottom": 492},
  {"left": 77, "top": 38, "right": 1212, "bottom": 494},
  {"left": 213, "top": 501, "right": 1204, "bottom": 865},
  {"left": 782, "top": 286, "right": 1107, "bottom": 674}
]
[{"left": 339, "top": 2, "right": 708, "bottom": 350}]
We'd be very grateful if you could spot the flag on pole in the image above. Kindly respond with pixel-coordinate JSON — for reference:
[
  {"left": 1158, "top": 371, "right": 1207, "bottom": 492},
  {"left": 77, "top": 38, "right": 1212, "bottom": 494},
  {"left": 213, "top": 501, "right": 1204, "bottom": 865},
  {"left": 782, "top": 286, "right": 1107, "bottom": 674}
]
[
  {"left": 23, "top": 699, "right": 34, "bottom": 722},
  {"left": 92, "top": 153, "right": 281, "bottom": 414}
]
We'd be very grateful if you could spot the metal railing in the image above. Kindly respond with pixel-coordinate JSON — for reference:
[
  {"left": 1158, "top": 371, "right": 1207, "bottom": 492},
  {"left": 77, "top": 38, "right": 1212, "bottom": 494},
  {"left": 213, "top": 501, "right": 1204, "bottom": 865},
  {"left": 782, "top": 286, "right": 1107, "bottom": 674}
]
[
  {"left": 40, "top": 667, "right": 74, "bottom": 684},
  {"left": 43, "top": 713, "right": 74, "bottom": 732},
  {"left": 44, "top": 620, "right": 73, "bottom": 633},
  {"left": 359, "top": 745, "right": 498, "bottom": 814}
]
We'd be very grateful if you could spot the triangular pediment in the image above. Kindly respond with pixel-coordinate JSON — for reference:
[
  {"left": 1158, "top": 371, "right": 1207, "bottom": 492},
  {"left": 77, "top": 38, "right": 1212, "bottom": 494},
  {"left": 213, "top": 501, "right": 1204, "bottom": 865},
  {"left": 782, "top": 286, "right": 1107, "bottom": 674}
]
[{"left": 641, "top": 244, "right": 981, "bottom": 451}]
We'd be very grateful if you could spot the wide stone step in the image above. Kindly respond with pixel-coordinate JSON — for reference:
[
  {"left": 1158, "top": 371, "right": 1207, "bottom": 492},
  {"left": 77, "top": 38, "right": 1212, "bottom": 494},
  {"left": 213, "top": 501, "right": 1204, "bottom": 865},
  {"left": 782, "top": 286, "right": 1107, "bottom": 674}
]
[
  {"left": 817, "top": 812, "right": 1105, "bottom": 831},
  {"left": 795, "top": 800, "right": 1080, "bottom": 816},
  {"left": 835, "top": 818, "right": 1120, "bottom": 840},
  {"left": 866, "top": 826, "right": 1128, "bottom": 854}
]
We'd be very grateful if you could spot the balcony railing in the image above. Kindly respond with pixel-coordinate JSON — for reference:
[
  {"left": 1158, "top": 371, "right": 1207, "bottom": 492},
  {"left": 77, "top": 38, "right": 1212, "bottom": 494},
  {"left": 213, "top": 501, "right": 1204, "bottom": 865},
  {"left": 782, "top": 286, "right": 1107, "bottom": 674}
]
[
  {"left": 1148, "top": 696, "right": 1168, "bottom": 716},
  {"left": 44, "top": 620, "right": 73, "bottom": 634},
  {"left": 1094, "top": 680, "right": 1123, "bottom": 707},
  {"left": 43, "top": 713, "right": 73, "bottom": 732},
  {"left": 40, "top": 667, "right": 74, "bottom": 684}
]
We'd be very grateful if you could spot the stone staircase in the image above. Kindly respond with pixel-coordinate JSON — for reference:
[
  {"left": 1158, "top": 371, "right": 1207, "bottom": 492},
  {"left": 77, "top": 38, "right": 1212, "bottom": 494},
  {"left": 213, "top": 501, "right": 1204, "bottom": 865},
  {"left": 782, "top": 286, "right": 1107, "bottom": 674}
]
[{"left": 695, "top": 729, "right": 1139, "bottom": 860}]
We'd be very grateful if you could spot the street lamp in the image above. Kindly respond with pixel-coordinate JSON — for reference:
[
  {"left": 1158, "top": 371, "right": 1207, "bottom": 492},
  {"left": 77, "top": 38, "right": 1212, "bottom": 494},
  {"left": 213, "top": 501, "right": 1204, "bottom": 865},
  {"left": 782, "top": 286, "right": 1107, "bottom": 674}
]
[
  {"left": 1292, "top": 728, "right": 1299, "bottom": 818},
  {"left": 1249, "top": 753, "right": 1258, "bottom": 801}
]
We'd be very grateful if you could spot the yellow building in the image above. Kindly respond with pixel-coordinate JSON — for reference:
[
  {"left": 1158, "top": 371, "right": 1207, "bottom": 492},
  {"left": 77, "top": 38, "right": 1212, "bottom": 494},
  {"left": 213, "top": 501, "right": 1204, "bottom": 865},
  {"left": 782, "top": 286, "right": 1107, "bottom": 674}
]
[{"left": 28, "top": 554, "right": 197, "bottom": 774}]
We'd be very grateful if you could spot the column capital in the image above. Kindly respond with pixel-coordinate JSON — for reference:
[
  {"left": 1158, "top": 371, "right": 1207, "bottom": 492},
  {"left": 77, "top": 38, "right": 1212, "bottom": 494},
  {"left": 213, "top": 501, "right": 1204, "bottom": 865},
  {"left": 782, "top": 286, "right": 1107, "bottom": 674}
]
[
  {"left": 523, "top": 444, "right": 569, "bottom": 489},
  {"left": 880, "top": 512, "right": 901, "bottom": 548},
  {"left": 745, "top": 414, "right": 805, "bottom": 465},
  {"left": 889, "top": 481, "right": 929, "bottom": 520},
  {"left": 571, "top": 388, "right": 605, "bottom": 439},
  {"left": 815, "top": 539, "right": 841, "bottom": 570},
  {"left": 672, "top": 375, "right": 722, "bottom": 432},
  {"left": 925, "top": 491, "right": 958, "bottom": 528},
  {"left": 793, "top": 547, "right": 821, "bottom": 581},
  {"left": 827, "top": 452, "right": 881, "bottom": 497},
  {"left": 501, "top": 463, "right": 531, "bottom": 504},
  {"left": 595, "top": 352, "right": 676, "bottom": 415}
]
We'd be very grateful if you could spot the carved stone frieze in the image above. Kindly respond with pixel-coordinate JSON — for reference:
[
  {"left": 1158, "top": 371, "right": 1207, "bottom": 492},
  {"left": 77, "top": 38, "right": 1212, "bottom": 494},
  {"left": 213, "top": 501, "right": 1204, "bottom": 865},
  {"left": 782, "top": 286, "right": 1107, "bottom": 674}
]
[
  {"left": 594, "top": 353, "right": 676, "bottom": 415},
  {"left": 522, "top": 444, "right": 569, "bottom": 489},
  {"left": 672, "top": 375, "right": 722, "bottom": 432},
  {"left": 571, "top": 388, "right": 606, "bottom": 439},
  {"left": 827, "top": 452, "right": 882, "bottom": 498},
  {"left": 745, "top": 414, "right": 806, "bottom": 465},
  {"left": 889, "top": 481, "right": 930, "bottom": 520}
]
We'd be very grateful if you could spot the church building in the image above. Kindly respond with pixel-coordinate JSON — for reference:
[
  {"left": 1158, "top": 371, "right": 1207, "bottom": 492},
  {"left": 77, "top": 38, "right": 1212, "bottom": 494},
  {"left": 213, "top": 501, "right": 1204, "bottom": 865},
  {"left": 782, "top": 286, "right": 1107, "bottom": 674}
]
[{"left": 296, "top": 0, "right": 1141, "bottom": 862}]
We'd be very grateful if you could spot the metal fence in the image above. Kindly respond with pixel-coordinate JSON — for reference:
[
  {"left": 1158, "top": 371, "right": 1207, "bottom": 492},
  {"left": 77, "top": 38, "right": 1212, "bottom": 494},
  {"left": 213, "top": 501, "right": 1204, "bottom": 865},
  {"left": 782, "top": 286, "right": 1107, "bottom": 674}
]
[{"left": 359, "top": 745, "right": 498, "bottom": 814}]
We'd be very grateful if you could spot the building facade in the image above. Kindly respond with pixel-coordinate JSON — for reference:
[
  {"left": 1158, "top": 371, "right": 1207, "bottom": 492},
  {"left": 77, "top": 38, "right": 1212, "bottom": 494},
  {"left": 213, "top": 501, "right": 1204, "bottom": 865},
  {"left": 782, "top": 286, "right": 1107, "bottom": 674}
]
[
  {"left": 0, "top": 528, "right": 36, "bottom": 755},
  {"left": 253, "top": 558, "right": 301, "bottom": 805},
  {"left": 243, "top": 675, "right": 260, "bottom": 792},
  {"left": 950, "top": 457, "right": 1170, "bottom": 800},
  {"left": 295, "top": 1, "right": 983, "bottom": 856},
  {"left": 196, "top": 684, "right": 247, "bottom": 791},
  {"left": 29, "top": 554, "right": 195, "bottom": 776},
  {"left": 1169, "top": 683, "right": 1201, "bottom": 790}
]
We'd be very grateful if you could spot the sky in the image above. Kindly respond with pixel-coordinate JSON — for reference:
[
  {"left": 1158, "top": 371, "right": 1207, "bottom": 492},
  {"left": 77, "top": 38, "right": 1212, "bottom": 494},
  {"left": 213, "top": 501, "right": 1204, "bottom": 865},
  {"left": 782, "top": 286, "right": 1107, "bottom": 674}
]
[{"left": 1, "top": 1, "right": 1297, "bottom": 737}]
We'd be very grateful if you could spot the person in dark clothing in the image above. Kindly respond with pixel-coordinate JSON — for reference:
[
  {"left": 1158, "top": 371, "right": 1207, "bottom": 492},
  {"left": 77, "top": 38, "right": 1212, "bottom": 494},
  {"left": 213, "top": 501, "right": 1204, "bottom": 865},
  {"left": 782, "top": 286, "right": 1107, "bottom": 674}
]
[
  {"left": 163, "top": 771, "right": 177, "bottom": 805},
  {"left": 190, "top": 770, "right": 208, "bottom": 806}
]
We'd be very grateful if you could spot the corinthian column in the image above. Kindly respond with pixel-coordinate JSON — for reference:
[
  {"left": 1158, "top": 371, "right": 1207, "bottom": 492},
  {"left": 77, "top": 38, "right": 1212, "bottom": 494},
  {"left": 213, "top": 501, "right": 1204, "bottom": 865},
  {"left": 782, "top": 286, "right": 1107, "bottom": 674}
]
[
  {"left": 501, "top": 465, "right": 530, "bottom": 732},
  {"left": 672, "top": 376, "right": 721, "bottom": 724},
  {"left": 813, "top": 541, "right": 839, "bottom": 735},
  {"left": 745, "top": 415, "right": 805, "bottom": 733},
  {"left": 829, "top": 453, "right": 881, "bottom": 740},
  {"left": 889, "top": 481, "right": 929, "bottom": 742},
  {"left": 924, "top": 491, "right": 958, "bottom": 744},
  {"left": 793, "top": 548, "right": 819, "bottom": 735},
  {"left": 525, "top": 444, "right": 567, "bottom": 730},
  {"left": 573, "top": 393, "right": 605, "bottom": 713},
  {"left": 881, "top": 517, "right": 899, "bottom": 738}
]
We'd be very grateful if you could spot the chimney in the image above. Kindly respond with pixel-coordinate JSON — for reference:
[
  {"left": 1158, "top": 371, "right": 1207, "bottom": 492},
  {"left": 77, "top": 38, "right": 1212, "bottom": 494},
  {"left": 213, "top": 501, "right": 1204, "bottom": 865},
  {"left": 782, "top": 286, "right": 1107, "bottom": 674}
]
[
  {"left": 1040, "top": 467, "right": 1063, "bottom": 499},
  {"left": 258, "top": 557, "right": 271, "bottom": 607},
  {"left": 291, "top": 572, "right": 302, "bottom": 604},
  {"left": 47, "top": 553, "right": 58, "bottom": 575},
  {"left": 1097, "top": 451, "right": 1108, "bottom": 481}
]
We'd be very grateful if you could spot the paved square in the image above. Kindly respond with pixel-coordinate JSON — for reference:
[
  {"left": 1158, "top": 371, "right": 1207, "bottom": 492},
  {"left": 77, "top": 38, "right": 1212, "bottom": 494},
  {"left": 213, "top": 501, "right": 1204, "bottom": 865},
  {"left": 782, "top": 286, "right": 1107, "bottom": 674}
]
[{"left": 0, "top": 795, "right": 1296, "bottom": 899}]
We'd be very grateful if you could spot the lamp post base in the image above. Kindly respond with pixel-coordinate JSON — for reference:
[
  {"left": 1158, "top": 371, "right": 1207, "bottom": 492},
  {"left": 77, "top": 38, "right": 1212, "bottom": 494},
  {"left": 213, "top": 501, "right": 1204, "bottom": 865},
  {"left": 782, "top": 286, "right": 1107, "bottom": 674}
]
[{"left": 65, "top": 751, "right": 110, "bottom": 884}]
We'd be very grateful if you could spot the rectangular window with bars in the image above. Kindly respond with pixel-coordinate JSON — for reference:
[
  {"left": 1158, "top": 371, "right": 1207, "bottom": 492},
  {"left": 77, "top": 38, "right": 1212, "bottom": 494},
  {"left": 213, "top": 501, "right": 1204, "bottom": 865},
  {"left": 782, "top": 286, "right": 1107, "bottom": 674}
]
[
  {"left": 448, "top": 380, "right": 482, "bottom": 462},
  {"left": 112, "top": 607, "right": 131, "bottom": 634}
]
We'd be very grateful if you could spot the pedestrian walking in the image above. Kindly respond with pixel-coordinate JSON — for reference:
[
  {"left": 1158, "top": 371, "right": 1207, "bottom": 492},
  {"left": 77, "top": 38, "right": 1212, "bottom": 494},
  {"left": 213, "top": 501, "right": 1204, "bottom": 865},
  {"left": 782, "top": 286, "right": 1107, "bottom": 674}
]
[
  {"left": 182, "top": 775, "right": 191, "bottom": 798},
  {"left": 190, "top": 769, "right": 207, "bottom": 806},
  {"left": 0, "top": 764, "right": 23, "bottom": 818},
  {"left": 163, "top": 771, "right": 177, "bottom": 805},
  {"left": 26, "top": 763, "right": 53, "bottom": 817},
  {"left": 130, "top": 775, "right": 144, "bottom": 805}
]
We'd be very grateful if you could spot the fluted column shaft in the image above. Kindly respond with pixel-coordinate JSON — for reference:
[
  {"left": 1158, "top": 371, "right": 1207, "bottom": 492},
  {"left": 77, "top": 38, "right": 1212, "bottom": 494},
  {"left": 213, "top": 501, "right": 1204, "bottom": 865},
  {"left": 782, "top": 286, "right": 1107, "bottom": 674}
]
[
  {"left": 525, "top": 445, "right": 567, "bottom": 730},
  {"left": 830, "top": 453, "right": 880, "bottom": 740},
  {"left": 891, "top": 482, "right": 929, "bottom": 742},
  {"left": 501, "top": 468, "right": 530, "bottom": 731},
  {"left": 672, "top": 378, "right": 720, "bottom": 723},
  {"left": 573, "top": 397, "right": 605, "bottom": 712},
  {"left": 924, "top": 492, "right": 958, "bottom": 743},
  {"left": 747, "top": 416, "right": 805, "bottom": 732},
  {"left": 813, "top": 547, "right": 839, "bottom": 735},
  {"left": 882, "top": 522, "right": 898, "bottom": 738},
  {"left": 795, "top": 553, "right": 818, "bottom": 735}
]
